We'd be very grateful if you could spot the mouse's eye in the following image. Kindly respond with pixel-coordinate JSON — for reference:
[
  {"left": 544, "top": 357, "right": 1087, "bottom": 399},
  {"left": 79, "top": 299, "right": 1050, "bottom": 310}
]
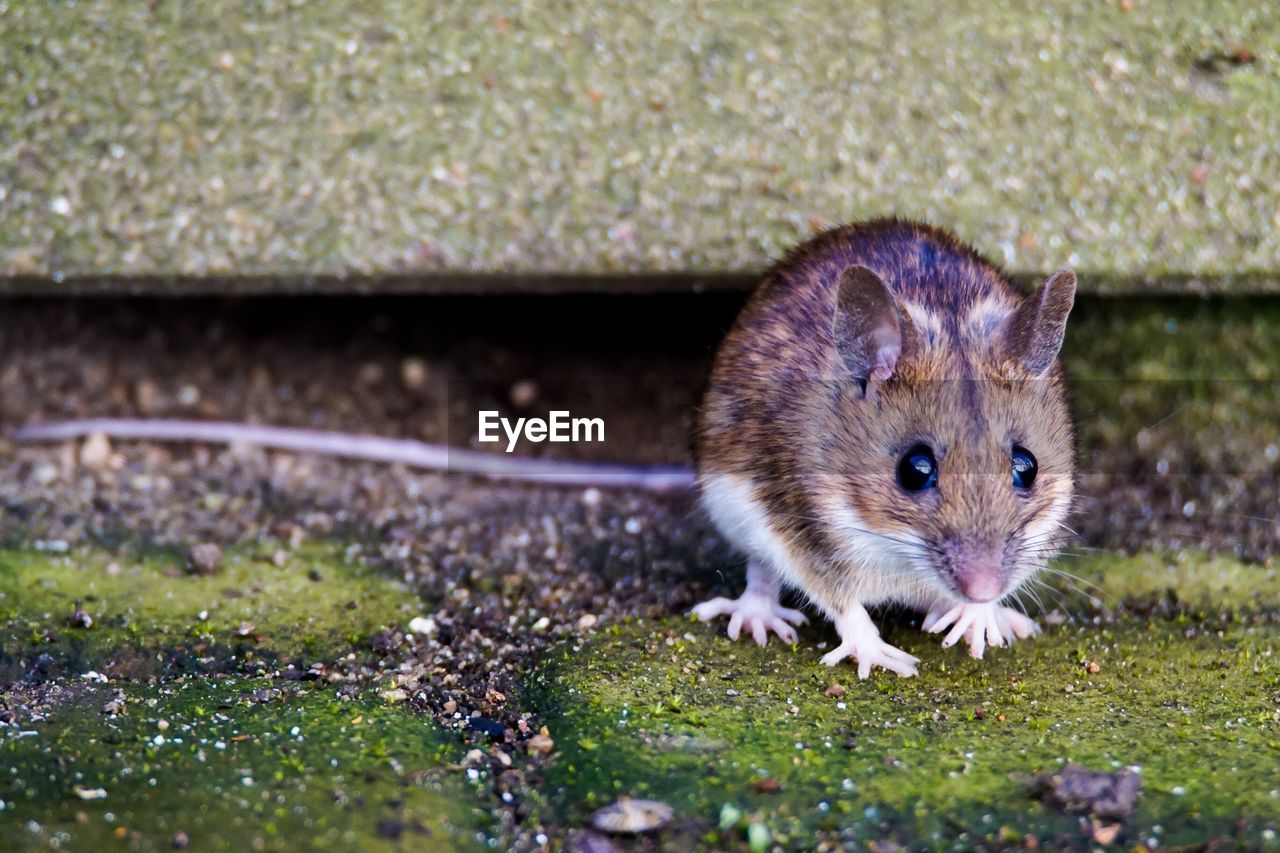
[
  {"left": 897, "top": 444, "right": 938, "bottom": 492},
  {"left": 1011, "top": 445, "right": 1038, "bottom": 489}
]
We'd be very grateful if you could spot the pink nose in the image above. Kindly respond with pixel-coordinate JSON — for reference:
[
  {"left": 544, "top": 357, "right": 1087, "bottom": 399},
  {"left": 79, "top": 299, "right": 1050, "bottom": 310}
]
[
  {"left": 959, "top": 573, "right": 1002, "bottom": 602},
  {"left": 956, "top": 556, "right": 1004, "bottom": 602}
]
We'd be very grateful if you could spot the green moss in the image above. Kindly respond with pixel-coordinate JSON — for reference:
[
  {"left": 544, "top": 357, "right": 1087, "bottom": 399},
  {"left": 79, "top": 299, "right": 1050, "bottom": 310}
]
[
  {"left": 0, "top": 545, "right": 422, "bottom": 681},
  {"left": 1066, "top": 550, "right": 1280, "bottom": 614},
  {"left": 533, "top": 616, "right": 1280, "bottom": 848},
  {"left": 1065, "top": 298, "right": 1280, "bottom": 382},
  {"left": 0, "top": 678, "right": 489, "bottom": 851},
  {"left": 1064, "top": 298, "right": 1280, "bottom": 487}
]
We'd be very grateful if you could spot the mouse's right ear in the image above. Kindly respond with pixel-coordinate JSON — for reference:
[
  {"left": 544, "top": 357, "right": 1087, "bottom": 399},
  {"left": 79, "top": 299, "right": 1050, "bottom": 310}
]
[{"left": 832, "top": 265, "right": 912, "bottom": 384}]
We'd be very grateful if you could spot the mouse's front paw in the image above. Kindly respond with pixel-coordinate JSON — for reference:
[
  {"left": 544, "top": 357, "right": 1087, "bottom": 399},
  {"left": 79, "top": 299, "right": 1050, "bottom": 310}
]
[
  {"left": 819, "top": 635, "right": 918, "bottom": 679},
  {"left": 923, "top": 602, "right": 1039, "bottom": 659},
  {"left": 691, "top": 593, "right": 807, "bottom": 646},
  {"left": 820, "top": 605, "right": 918, "bottom": 678}
]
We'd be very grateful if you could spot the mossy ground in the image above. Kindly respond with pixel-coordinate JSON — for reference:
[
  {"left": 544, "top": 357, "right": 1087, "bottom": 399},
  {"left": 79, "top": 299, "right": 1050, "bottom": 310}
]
[
  {"left": 532, "top": 550, "right": 1280, "bottom": 849},
  {"left": 1, "top": 678, "right": 487, "bottom": 851},
  {"left": 0, "top": 296, "right": 1277, "bottom": 846},
  {"left": 0, "top": 544, "right": 424, "bottom": 682},
  {"left": 1069, "top": 549, "right": 1280, "bottom": 614},
  {"left": 1066, "top": 297, "right": 1280, "bottom": 454},
  {"left": 0, "top": 546, "right": 495, "bottom": 850},
  {"left": 2, "top": 546, "right": 1279, "bottom": 848}
]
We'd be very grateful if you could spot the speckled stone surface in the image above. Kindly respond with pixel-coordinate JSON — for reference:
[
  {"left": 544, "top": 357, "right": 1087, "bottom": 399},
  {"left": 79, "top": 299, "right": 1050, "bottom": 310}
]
[{"left": 2, "top": 1, "right": 1278, "bottom": 293}]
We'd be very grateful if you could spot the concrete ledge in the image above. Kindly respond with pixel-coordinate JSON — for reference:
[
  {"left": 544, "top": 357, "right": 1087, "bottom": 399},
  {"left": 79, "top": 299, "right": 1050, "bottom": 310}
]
[{"left": 2, "top": 1, "right": 1278, "bottom": 293}]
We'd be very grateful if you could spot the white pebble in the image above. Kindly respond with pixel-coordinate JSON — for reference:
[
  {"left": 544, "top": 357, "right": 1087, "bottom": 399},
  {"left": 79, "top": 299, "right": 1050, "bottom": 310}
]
[{"left": 408, "top": 616, "right": 437, "bottom": 635}]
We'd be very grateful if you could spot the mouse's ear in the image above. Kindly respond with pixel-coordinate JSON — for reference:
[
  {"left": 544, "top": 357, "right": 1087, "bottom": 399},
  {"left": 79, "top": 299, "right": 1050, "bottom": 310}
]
[
  {"left": 833, "top": 265, "right": 911, "bottom": 383},
  {"left": 996, "top": 269, "right": 1077, "bottom": 377}
]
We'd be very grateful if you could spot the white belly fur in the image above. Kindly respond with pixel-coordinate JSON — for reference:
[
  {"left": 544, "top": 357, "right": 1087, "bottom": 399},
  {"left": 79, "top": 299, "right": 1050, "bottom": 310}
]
[{"left": 699, "top": 471, "right": 930, "bottom": 617}]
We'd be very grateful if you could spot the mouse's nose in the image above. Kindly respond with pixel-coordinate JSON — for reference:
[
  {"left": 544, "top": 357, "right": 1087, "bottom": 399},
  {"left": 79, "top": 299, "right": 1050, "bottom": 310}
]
[{"left": 954, "top": 551, "right": 1004, "bottom": 602}]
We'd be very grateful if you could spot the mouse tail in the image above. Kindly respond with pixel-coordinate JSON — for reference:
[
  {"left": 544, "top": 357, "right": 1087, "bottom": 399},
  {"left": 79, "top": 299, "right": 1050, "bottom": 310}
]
[{"left": 11, "top": 419, "right": 696, "bottom": 493}]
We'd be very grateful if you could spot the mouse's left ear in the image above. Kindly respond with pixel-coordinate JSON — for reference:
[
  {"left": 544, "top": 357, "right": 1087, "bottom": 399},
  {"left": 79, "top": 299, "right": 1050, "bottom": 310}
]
[
  {"left": 832, "top": 264, "right": 916, "bottom": 383},
  {"left": 996, "top": 269, "right": 1077, "bottom": 377}
]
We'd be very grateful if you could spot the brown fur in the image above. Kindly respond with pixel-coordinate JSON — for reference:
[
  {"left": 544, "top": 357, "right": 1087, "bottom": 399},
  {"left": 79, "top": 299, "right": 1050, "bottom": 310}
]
[{"left": 697, "top": 219, "right": 1075, "bottom": 615}]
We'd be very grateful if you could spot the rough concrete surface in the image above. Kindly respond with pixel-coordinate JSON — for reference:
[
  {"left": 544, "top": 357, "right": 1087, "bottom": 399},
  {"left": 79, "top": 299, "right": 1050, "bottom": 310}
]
[{"left": 2, "top": 1, "right": 1279, "bottom": 293}]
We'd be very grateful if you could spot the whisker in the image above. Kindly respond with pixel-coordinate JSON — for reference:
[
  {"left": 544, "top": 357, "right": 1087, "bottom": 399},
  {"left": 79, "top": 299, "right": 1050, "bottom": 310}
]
[{"left": 765, "top": 508, "right": 936, "bottom": 553}]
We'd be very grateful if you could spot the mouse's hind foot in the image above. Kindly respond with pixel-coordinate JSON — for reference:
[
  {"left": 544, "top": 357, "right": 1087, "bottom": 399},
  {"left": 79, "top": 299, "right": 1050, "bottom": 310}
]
[
  {"left": 691, "top": 593, "right": 807, "bottom": 646},
  {"left": 923, "top": 602, "right": 1040, "bottom": 659},
  {"left": 691, "top": 559, "right": 807, "bottom": 646}
]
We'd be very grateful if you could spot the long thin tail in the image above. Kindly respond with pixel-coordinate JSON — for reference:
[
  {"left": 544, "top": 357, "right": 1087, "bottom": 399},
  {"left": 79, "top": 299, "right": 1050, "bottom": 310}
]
[{"left": 11, "top": 419, "right": 697, "bottom": 493}]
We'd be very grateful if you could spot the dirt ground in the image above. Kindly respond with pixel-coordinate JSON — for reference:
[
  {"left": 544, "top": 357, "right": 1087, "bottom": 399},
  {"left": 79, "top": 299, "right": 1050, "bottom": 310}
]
[{"left": 1, "top": 296, "right": 1277, "bottom": 847}]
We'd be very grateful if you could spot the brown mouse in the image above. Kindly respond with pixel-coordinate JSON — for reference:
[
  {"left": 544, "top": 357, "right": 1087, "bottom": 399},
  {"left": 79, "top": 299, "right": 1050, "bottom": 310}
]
[
  {"left": 692, "top": 218, "right": 1076, "bottom": 677},
  {"left": 12, "top": 219, "right": 1075, "bottom": 681}
]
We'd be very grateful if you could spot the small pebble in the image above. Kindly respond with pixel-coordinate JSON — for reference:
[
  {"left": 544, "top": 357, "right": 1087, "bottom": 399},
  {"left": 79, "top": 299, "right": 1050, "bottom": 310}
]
[
  {"left": 589, "top": 798, "right": 674, "bottom": 835},
  {"left": 1092, "top": 823, "right": 1120, "bottom": 845},
  {"left": 68, "top": 602, "right": 93, "bottom": 629},
  {"left": 188, "top": 543, "right": 223, "bottom": 575},
  {"left": 750, "top": 777, "right": 781, "bottom": 794},
  {"left": 576, "top": 613, "right": 598, "bottom": 632},
  {"left": 408, "top": 616, "right": 437, "bottom": 635},
  {"left": 102, "top": 692, "right": 126, "bottom": 716},
  {"left": 400, "top": 357, "right": 429, "bottom": 391},
  {"left": 823, "top": 683, "right": 846, "bottom": 699},
  {"left": 171, "top": 831, "right": 190, "bottom": 849},
  {"left": 79, "top": 431, "right": 113, "bottom": 470},
  {"left": 527, "top": 732, "right": 555, "bottom": 756},
  {"left": 509, "top": 379, "right": 539, "bottom": 408}
]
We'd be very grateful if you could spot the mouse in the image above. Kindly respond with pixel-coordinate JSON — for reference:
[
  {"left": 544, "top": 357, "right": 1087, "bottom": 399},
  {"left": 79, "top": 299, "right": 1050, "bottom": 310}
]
[
  {"left": 691, "top": 218, "right": 1076, "bottom": 678},
  {"left": 12, "top": 218, "right": 1076, "bottom": 679}
]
